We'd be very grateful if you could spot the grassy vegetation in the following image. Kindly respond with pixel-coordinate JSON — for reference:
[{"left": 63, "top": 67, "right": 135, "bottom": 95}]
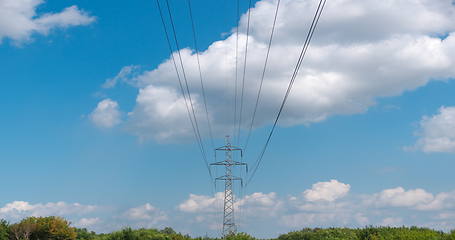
[{"left": 2, "top": 217, "right": 455, "bottom": 240}]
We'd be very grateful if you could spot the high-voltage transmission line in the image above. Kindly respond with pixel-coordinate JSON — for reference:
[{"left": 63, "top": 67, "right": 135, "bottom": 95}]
[
  {"left": 155, "top": 0, "right": 327, "bottom": 237},
  {"left": 211, "top": 136, "right": 246, "bottom": 237},
  {"left": 155, "top": 0, "right": 213, "bottom": 182},
  {"left": 247, "top": 0, "right": 327, "bottom": 186}
]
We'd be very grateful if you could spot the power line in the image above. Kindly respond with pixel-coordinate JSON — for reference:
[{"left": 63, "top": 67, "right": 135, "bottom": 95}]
[
  {"left": 186, "top": 0, "right": 215, "bottom": 149},
  {"left": 247, "top": 0, "right": 327, "bottom": 186},
  {"left": 164, "top": 0, "right": 208, "bottom": 163},
  {"left": 156, "top": 0, "right": 212, "bottom": 181},
  {"left": 237, "top": 0, "right": 253, "bottom": 145},
  {"left": 244, "top": 0, "right": 281, "bottom": 151},
  {"left": 233, "top": 0, "right": 240, "bottom": 141}
]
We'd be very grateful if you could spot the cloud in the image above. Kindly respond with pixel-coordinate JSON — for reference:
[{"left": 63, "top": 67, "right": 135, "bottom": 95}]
[
  {"left": 0, "top": 201, "right": 97, "bottom": 221},
  {"left": 177, "top": 191, "right": 284, "bottom": 234},
  {"left": 367, "top": 187, "right": 434, "bottom": 208},
  {"left": 0, "top": 201, "right": 168, "bottom": 233},
  {"left": 178, "top": 192, "right": 283, "bottom": 216},
  {"left": 177, "top": 180, "right": 353, "bottom": 230},
  {"left": 237, "top": 192, "right": 283, "bottom": 217},
  {"left": 380, "top": 217, "right": 403, "bottom": 227},
  {"left": 90, "top": 99, "right": 121, "bottom": 128},
  {"left": 127, "top": 85, "right": 199, "bottom": 141},
  {"left": 281, "top": 212, "right": 354, "bottom": 228},
  {"left": 303, "top": 179, "right": 350, "bottom": 202},
  {"left": 416, "top": 191, "right": 455, "bottom": 211},
  {"left": 176, "top": 181, "right": 455, "bottom": 234},
  {"left": 283, "top": 180, "right": 355, "bottom": 227},
  {"left": 5, "top": 185, "right": 455, "bottom": 236},
  {"left": 102, "top": 65, "right": 141, "bottom": 89},
  {"left": 123, "top": 203, "right": 168, "bottom": 228},
  {"left": 178, "top": 192, "right": 224, "bottom": 213},
  {"left": 413, "top": 106, "right": 455, "bottom": 153},
  {"left": 364, "top": 187, "right": 455, "bottom": 211},
  {"left": 75, "top": 217, "right": 101, "bottom": 228},
  {"left": 124, "top": 203, "right": 167, "bottom": 221},
  {"left": 105, "top": 0, "right": 455, "bottom": 141},
  {"left": 0, "top": 0, "right": 95, "bottom": 44}
]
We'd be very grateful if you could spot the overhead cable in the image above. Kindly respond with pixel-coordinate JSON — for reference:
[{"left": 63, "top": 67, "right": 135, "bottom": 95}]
[
  {"left": 233, "top": 0, "right": 240, "bottom": 141},
  {"left": 156, "top": 0, "right": 213, "bottom": 181},
  {"left": 247, "top": 0, "right": 327, "bottom": 186},
  {"left": 186, "top": 0, "right": 215, "bottom": 149},
  {"left": 244, "top": 0, "right": 281, "bottom": 151},
  {"left": 237, "top": 0, "right": 253, "bottom": 145}
]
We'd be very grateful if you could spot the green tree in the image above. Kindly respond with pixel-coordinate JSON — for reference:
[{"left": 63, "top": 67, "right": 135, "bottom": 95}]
[
  {"left": 161, "top": 227, "right": 177, "bottom": 235},
  {"left": 9, "top": 216, "right": 76, "bottom": 240},
  {"left": 75, "top": 228, "right": 97, "bottom": 240},
  {"left": 33, "top": 216, "right": 77, "bottom": 240},
  {"left": 0, "top": 220, "right": 8, "bottom": 240},
  {"left": 225, "top": 232, "right": 255, "bottom": 240},
  {"left": 106, "top": 228, "right": 138, "bottom": 240},
  {"left": 9, "top": 217, "right": 38, "bottom": 240}
]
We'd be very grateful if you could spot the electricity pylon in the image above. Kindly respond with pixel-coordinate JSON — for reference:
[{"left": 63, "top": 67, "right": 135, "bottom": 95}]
[{"left": 211, "top": 136, "right": 247, "bottom": 237}]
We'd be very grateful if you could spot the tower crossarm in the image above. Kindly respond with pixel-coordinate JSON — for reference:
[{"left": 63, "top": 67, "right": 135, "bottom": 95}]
[
  {"left": 214, "top": 175, "right": 243, "bottom": 181},
  {"left": 210, "top": 160, "right": 247, "bottom": 166}
]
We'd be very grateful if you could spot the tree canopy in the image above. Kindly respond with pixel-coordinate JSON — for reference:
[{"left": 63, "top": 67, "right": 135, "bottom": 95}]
[{"left": 2, "top": 217, "right": 455, "bottom": 240}]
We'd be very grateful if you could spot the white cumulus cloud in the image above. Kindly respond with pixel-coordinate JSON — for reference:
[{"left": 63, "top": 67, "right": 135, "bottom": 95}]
[
  {"left": 303, "top": 179, "right": 350, "bottom": 202},
  {"left": 0, "top": 0, "right": 95, "bottom": 44},
  {"left": 90, "top": 99, "right": 121, "bottom": 128},
  {"left": 127, "top": 85, "right": 199, "bottom": 141},
  {"left": 373, "top": 187, "right": 434, "bottom": 208},
  {"left": 103, "top": 0, "right": 455, "bottom": 141},
  {"left": 178, "top": 192, "right": 283, "bottom": 215},
  {"left": 364, "top": 187, "right": 455, "bottom": 211},
  {"left": 413, "top": 106, "right": 455, "bottom": 153},
  {"left": 176, "top": 182, "right": 455, "bottom": 233},
  {"left": 178, "top": 192, "right": 224, "bottom": 213}
]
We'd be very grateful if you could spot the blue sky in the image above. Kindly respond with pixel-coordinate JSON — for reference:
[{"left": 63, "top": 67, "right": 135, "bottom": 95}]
[{"left": 2, "top": 0, "right": 455, "bottom": 238}]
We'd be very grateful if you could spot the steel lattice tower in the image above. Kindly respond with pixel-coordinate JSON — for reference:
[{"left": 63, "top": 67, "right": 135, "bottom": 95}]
[{"left": 211, "top": 136, "right": 246, "bottom": 237}]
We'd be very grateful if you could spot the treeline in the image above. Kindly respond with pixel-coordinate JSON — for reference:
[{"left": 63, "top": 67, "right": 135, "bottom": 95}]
[
  {"left": 0, "top": 217, "right": 197, "bottom": 240},
  {"left": 277, "top": 228, "right": 455, "bottom": 240},
  {"left": 3, "top": 216, "right": 455, "bottom": 240}
]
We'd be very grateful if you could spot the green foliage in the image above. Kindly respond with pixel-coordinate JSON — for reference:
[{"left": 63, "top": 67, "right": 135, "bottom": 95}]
[
  {"left": 160, "top": 227, "right": 177, "bottom": 235},
  {"left": 75, "top": 228, "right": 98, "bottom": 240},
  {"left": 100, "top": 227, "right": 192, "bottom": 240},
  {"left": 278, "top": 228, "right": 359, "bottom": 240},
  {"left": 5, "top": 216, "right": 455, "bottom": 240},
  {"left": 0, "top": 220, "right": 9, "bottom": 240},
  {"left": 34, "top": 216, "right": 77, "bottom": 240},
  {"left": 225, "top": 232, "right": 255, "bottom": 240},
  {"left": 278, "top": 227, "right": 449, "bottom": 240},
  {"left": 9, "top": 216, "right": 76, "bottom": 240}
]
